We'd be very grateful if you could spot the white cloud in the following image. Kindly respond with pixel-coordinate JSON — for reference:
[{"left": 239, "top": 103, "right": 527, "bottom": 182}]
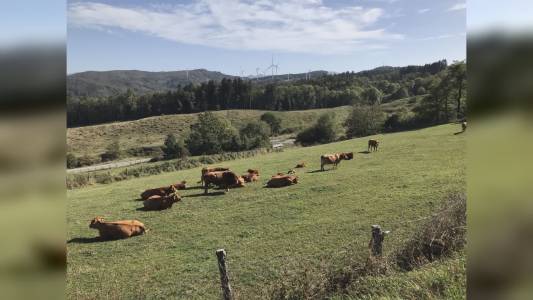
[
  {"left": 68, "top": 0, "right": 403, "bottom": 54},
  {"left": 448, "top": 2, "right": 466, "bottom": 11},
  {"left": 417, "top": 8, "right": 430, "bottom": 14},
  {"left": 417, "top": 32, "right": 466, "bottom": 41}
]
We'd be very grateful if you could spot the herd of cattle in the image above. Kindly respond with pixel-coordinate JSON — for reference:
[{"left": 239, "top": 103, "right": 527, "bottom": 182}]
[{"left": 88, "top": 139, "right": 381, "bottom": 240}]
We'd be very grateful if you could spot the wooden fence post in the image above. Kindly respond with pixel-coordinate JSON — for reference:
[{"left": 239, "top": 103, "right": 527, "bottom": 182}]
[
  {"left": 216, "top": 249, "right": 233, "bottom": 300},
  {"left": 370, "top": 225, "right": 390, "bottom": 256}
]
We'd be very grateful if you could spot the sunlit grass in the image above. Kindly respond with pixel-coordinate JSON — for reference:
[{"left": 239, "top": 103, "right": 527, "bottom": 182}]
[{"left": 67, "top": 123, "right": 465, "bottom": 299}]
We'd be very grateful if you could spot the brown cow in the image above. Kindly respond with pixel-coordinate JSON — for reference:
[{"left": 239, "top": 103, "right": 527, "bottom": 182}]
[
  {"left": 89, "top": 217, "right": 146, "bottom": 240},
  {"left": 174, "top": 180, "right": 187, "bottom": 190},
  {"left": 368, "top": 139, "right": 379, "bottom": 152},
  {"left": 320, "top": 152, "right": 354, "bottom": 171},
  {"left": 140, "top": 181, "right": 186, "bottom": 200},
  {"left": 462, "top": 121, "right": 467, "bottom": 132},
  {"left": 242, "top": 172, "right": 259, "bottom": 183},
  {"left": 295, "top": 162, "right": 306, "bottom": 168},
  {"left": 202, "top": 170, "right": 243, "bottom": 194},
  {"left": 267, "top": 174, "right": 298, "bottom": 188},
  {"left": 143, "top": 186, "right": 181, "bottom": 210},
  {"left": 198, "top": 167, "right": 230, "bottom": 184},
  {"left": 247, "top": 169, "right": 260, "bottom": 175}
]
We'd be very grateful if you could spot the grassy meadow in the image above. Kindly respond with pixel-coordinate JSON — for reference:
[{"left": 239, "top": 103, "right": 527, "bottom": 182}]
[
  {"left": 67, "top": 123, "right": 465, "bottom": 299},
  {"left": 67, "top": 106, "right": 352, "bottom": 158},
  {"left": 67, "top": 96, "right": 422, "bottom": 160}
]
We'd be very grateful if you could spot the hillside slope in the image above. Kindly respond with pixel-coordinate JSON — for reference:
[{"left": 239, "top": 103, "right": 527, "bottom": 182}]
[
  {"left": 67, "top": 97, "right": 421, "bottom": 160},
  {"left": 67, "top": 124, "right": 465, "bottom": 299},
  {"left": 67, "top": 106, "right": 353, "bottom": 158},
  {"left": 67, "top": 69, "right": 235, "bottom": 98}
]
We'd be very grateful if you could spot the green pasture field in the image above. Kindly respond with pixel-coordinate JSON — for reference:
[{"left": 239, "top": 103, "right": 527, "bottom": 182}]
[{"left": 67, "top": 123, "right": 465, "bottom": 299}]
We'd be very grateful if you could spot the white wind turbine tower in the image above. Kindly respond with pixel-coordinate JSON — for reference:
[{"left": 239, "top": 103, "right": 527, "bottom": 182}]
[{"left": 265, "top": 54, "right": 278, "bottom": 80}]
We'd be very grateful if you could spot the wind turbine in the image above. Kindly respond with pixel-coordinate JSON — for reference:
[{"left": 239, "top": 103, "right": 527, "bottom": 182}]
[{"left": 265, "top": 54, "right": 278, "bottom": 80}]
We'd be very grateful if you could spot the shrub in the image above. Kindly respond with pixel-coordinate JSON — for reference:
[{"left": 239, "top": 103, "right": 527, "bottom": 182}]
[
  {"left": 126, "top": 146, "right": 163, "bottom": 157},
  {"left": 391, "top": 87, "right": 409, "bottom": 100},
  {"left": 101, "top": 141, "right": 121, "bottom": 162},
  {"left": 162, "top": 134, "right": 189, "bottom": 159},
  {"left": 66, "top": 174, "right": 91, "bottom": 189},
  {"left": 260, "top": 112, "right": 282, "bottom": 135},
  {"left": 296, "top": 113, "right": 338, "bottom": 146},
  {"left": 186, "top": 112, "right": 241, "bottom": 155},
  {"left": 395, "top": 193, "right": 466, "bottom": 271},
  {"left": 239, "top": 121, "right": 271, "bottom": 150},
  {"left": 77, "top": 154, "right": 100, "bottom": 167},
  {"left": 344, "top": 105, "right": 385, "bottom": 138},
  {"left": 66, "top": 153, "right": 78, "bottom": 169},
  {"left": 383, "top": 110, "right": 417, "bottom": 132}
]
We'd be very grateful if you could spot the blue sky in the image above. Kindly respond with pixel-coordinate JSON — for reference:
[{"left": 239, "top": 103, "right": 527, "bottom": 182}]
[
  {"left": 67, "top": 0, "right": 466, "bottom": 75},
  {"left": 1, "top": 0, "right": 65, "bottom": 46}
]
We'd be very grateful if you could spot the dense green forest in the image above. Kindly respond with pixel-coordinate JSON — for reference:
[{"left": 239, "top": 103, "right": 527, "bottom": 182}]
[{"left": 67, "top": 60, "right": 465, "bottom": 128}]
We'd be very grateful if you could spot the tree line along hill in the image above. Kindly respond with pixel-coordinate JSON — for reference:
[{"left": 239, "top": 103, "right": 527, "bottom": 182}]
[{"left": 67, "top": 60, "right": 464, "bottom": 128}]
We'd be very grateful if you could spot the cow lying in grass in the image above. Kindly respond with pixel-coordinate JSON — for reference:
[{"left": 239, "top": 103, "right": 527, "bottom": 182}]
[
  {"left": 89, "top": 217, "right": 146, "bottom": 240},
  {"left": 242, "top": 169, "right": 260, "bottom": 182},
  {"left": 320, "top": 152, "right": 354, "bottom": 171},
  {"left": 368, "top": 139, "right": 379, "bottom": 152},
  {"left": 295, "top": 162, "right": 306, "bottom": 168},
  {"left": 247, "top": 169, "right": 259, "bottom": 175},
  {"left": 143, "top": 186, "right": 181, "bottom": 210},
  {"left": 242, "top": 173, "right": 259, "bottom": 182},
  {"left": 140, "top": 181, "right": 186, "bottom": 200},
  {"left": 199, "top": 167, "right": 230, "bottom": 184},
  {"left": 267, "top": 174, "right": 298, "bottom": 188},
  {"left": 202, "top": 170, "right": 244, "bottom": 194}
]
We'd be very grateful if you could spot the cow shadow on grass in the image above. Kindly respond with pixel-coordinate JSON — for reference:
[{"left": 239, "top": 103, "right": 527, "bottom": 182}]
[
  {"left": 183, "top": 185, "right": 203, "bottom": 191},
  {"left": 67, "top": 237, "right": 105, "bottom": 244},
  {"left": 358, "top": 151, "right": 371, "bottom": 154},
  {"left": 307, "top": 169, "right": 325, "bottom": 173},
  {"left": 454, "top": 131, "right": 465, "bottom": 135},
  {"left": 186, "top": 191, "right": 226, "bottom": 198}
]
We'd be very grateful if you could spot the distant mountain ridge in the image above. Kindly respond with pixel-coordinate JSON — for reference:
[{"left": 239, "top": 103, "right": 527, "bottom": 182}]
[
  {"left": 67, "top": 60, "right": 448, "bottom": 100},
  {"left": 67, "top": 69, "right": 236, "bottom": 99}
]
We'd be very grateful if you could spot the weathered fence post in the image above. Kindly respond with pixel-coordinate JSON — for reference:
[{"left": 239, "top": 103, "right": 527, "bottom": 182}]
[
  {"left": 216, "top": 249, "right": 233, "bottom": 300},
  {"left": 370, "top": 225, "right": 390, "bottom": 256}
]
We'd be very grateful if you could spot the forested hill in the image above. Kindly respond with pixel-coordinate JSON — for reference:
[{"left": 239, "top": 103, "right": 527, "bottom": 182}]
[
  {"left": 67, "top": 69, "right": 236, "bottom": 98},
  {"left": 68, "top": 60, "right": 458, "bottom": 127}
]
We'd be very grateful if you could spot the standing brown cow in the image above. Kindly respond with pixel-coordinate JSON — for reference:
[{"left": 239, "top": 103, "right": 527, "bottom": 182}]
[
  {"left": 198, "top": 167, "right": 230, "bottom": 184},
  {"left": 368, "top": 139, "right": 379, "bottom": 152},
  {"left": 89, "top": 217, "right": 146, "bottom": 240},
  {"left": 320, "top": 152, "right": 353, "bottom": 171},
  {"left": 202, "top": 170, "right": 243, "bottom": 194}
]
